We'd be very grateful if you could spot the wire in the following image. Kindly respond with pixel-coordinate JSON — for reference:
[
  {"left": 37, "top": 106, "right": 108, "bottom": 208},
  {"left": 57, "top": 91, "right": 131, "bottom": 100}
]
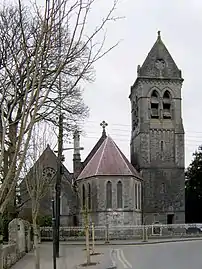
[{"left": 82, "top": 119, "right": 202, "bottom": 134}]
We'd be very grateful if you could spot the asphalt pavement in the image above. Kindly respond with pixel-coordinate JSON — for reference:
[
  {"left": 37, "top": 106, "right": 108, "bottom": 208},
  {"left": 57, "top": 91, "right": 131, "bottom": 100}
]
[
  {"left": 110, "top": 240, "right": 202, "bottom": 269},
  {"left": 11, "top": 240, "right": 202, "bottom": 269}
]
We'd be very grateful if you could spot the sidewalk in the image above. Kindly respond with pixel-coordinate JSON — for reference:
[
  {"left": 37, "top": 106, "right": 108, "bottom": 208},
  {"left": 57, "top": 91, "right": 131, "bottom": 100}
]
[
  {"left": 61, "top": 236, "right": 202, "bottom": 246},
  {"left": 11, "top": 244, "right": 110, "bottom": 269}
]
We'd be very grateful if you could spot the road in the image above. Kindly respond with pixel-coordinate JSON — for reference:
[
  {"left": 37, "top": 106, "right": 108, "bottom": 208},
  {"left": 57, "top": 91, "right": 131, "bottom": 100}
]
[
  {"left": 110, "top": 241, "right": 202, "bottom": 269},
  {"left": 11, "top": 240, "right": 202, "bottom": 269}
]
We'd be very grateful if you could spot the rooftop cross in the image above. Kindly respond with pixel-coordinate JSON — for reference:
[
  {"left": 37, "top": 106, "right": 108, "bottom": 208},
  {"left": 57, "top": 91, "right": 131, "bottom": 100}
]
[
  {"left": 100, "top": 120, "right": 108, "bottom": 136},
  {"left": 157, "top": 30, "right": 161, "bottom": 40}
]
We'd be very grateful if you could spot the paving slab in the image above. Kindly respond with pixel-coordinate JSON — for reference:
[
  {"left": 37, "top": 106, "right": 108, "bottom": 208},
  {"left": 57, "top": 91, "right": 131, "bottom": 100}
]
[{"left": 11, "top": 244, "right": 111, "bottom": 269}]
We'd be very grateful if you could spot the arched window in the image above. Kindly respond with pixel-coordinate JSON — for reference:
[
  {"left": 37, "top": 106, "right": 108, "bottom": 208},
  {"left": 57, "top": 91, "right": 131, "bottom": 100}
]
[
  {"left": 117, "top": 181, "right": 123, "bottom": 208},
  {"left": 134, "top": 183, "right": 138, "bottom": 210},
  {"left": 132, "top": 96, "right": 139, "bottom": 130},
  {"left": 106, "top": 181, "right": 112, "bottom": 209},
  {"left": 82, "top": 184, "right": 86, "bottom": 209},
  {"left": 150, "top": 90, "right": 159, "bottom": 119},
  {"left": 138, "top": 183, "right": 142, "bottom": 210},
  {"left": 163, "top": 90, "right": 171, "bottom": 119},
  {"left": 160, "top": 183, "right": 166, "bottom": 193},
  {"left": 160, "top": 141, "right": 164, "bottom": 151},
  {"left": 88, "top": 183, "right": 91, "bottom": 210}
]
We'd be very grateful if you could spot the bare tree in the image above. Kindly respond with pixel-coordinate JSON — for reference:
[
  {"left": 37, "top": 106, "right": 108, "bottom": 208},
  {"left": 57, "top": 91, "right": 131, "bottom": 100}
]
[
  {"left": 0, "top": 0, "right": 120, "bottom": 214},
  {"left": 22, "top": 124, "right": 56, "bottom": 269},
  {"left": 0, "top": 0, "right": 120, "bottom": 266},
  {"left": 73, "top": 181, "right": 95, "bottom": 265}
]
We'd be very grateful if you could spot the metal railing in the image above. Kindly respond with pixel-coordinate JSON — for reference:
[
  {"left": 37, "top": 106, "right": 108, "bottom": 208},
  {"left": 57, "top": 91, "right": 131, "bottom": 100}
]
[{"left": 40, "top": 223, "right": 202, "bottom": 242}]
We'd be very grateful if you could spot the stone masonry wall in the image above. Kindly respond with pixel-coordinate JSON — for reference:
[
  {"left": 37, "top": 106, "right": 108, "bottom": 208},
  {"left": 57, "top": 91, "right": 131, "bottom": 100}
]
[
  {"left": 77, "top": 175, "right": 142, "bottom": 227},
  {"left": 130, "top": 79, "right": 185, "bottom": 224}
]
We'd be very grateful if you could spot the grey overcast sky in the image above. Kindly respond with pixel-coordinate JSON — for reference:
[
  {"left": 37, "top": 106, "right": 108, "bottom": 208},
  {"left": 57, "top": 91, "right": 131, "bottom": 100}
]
[
  {"left": 17, "top": 0, "right": 202, "bottom": 171},
  {"left": 64, "top": 0, "right": 202, "bottom": 172}
]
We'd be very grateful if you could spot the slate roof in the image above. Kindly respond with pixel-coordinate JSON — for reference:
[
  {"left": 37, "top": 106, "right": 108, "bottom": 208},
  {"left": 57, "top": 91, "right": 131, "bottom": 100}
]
[
  {"left": 138, "top": 31, "right": 182, "bottom": 79},
  {"left": 77, "top": 136, "right": 141, "bottom": 180},
  {"left": 82, "top": 132, "right": 107, "bottom": 169},
  {"left": 25, "top": 145, "right": 73, "bottom": 184}
]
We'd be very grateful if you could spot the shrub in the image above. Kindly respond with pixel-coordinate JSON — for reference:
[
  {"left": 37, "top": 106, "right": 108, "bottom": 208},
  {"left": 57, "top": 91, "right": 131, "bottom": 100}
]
[{"left": 37, "top": 215, "right": 52, "bottom": 227}]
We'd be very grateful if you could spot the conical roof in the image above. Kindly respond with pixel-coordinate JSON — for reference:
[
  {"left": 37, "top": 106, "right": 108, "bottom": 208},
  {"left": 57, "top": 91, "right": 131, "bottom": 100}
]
[
  {"left": 138, "top": 31, "right": 182, "bottom": 79},
  {"left": 77, "top": 136, "right": 141, "bottom": 180}
]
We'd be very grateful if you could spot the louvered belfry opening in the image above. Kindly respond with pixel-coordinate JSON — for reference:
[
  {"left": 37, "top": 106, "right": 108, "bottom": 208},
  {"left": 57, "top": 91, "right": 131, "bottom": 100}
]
[
  {"left": 151, "top": 90, "right": 159, "bottom": 119},
  {"left": 163, "top": 90, "right": 171, "bottom": 119}
]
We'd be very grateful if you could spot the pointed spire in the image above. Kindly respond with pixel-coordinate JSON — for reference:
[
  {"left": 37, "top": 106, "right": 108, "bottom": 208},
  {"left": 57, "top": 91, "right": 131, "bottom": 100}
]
[
  {"left": 100, "top": 120, "right": 108, "bottom": 137},
  {"left": 136, "top": 32, "right": 182, "bottom": 79}
]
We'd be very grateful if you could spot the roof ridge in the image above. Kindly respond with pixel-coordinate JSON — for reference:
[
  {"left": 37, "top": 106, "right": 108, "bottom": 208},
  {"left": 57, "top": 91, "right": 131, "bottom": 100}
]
[
  {"left": 82, "top": 135, "right": 106, "bottom": 167},
  {"left": 80, "top": 136, "right": 106, "bottom": 177},
  {"left": 110, "top": 137, "right": 131, "bottom": 172},
  {"left": 77, "top": 135, "right": 142, "bottom": 180},
  {"left": 95, "top": 136, "right": 108, "bottom": 175}
]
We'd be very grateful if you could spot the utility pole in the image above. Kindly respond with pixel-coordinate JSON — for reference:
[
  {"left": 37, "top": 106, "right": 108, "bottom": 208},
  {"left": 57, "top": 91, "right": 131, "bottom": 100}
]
[
  {"left": 52, "top": 199, "right": 57, "bottom": 269},
  {"left": 55, "top": 114, "right": 63, "bottom": 258},
  {"left": 55, "top": 0, "right": 63, "bottom": 258}
]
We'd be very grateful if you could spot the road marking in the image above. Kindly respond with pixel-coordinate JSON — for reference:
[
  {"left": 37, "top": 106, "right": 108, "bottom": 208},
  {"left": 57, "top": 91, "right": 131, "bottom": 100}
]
[
  {"left": 119, "top": 249, "right": 132, "bottom": 269},
  {"left": 110, "top": 249, "right": 117, "bottom": 268},
  {"left": 114, "top": 249, "right": 132, "bottom": 269},
  {"left": 116, "top": 249, "right": 128, "bottom": 268}
]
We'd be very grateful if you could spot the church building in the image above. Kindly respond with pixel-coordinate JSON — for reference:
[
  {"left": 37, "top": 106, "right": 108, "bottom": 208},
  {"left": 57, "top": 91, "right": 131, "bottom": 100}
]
[
  {"left": 20, "top": 31, "right": 185, "bottom": 226},
  {"left": 75, "top": 122, "right": 142, "bottom": 226}
]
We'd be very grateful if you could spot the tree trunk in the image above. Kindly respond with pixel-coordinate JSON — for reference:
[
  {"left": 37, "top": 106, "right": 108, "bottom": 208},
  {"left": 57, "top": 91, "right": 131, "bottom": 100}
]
[
  {"left": 85, "top": 224, "right": 90, "bottom": 265},
  {"left": 33, "top": 217, "right": 40, "bottom": 269},
  {"left": 0, "top": 213, "right": 3, "bottom": 269},
  {"left": 84, "top": 206, "right": 91, "bottom": 265},
  {"left": 91, "top": 222, "right": 95, "bottom": 254}
]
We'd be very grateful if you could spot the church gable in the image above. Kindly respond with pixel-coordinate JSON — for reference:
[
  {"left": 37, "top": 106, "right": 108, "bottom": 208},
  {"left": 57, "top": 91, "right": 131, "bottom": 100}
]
[
  {"left": 19, "top": 145, "right": 75, "bottom": 222},
  {"left": 27, "top": 145, "right": 72, "bottom": 183}
]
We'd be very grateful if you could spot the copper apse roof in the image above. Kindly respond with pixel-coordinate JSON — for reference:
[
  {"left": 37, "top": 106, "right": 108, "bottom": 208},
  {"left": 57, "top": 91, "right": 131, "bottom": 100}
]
[{"left": 77, "top": 136, "right": 141, "bottom": 180}]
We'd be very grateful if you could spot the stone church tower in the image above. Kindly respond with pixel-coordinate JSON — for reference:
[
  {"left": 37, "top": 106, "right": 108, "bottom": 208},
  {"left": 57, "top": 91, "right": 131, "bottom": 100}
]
[{"left": 130, "top": 31, "right": 185, "bottom": 224}]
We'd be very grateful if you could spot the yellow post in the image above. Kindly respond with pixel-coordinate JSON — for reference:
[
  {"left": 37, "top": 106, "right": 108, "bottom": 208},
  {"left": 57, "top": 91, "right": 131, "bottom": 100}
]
[
  {"left": 92, "top": 222, "right": 95, "bottom": 254},
  {"left": 105, "top": 223, "right": 109, "bottom": 243},
  {"left": 145, "top": 227, "right": 148, "bottom": 241},
  {"left": 142, "top": 226, "right": 145, "bottom": 241},
  {"left": 84, "top": 204, "right": 90, "bottom": 264}
]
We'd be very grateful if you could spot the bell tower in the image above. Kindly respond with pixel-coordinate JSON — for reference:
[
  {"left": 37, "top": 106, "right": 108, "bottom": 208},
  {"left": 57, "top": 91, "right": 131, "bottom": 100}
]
[{"left": 130, "top": 31, "right": 185, "bottom": 224}]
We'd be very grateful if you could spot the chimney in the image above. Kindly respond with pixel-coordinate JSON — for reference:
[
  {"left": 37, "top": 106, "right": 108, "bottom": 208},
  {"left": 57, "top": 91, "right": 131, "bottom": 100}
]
[{"left": 73, "top": 130, "right": 82, "bottom": 178}]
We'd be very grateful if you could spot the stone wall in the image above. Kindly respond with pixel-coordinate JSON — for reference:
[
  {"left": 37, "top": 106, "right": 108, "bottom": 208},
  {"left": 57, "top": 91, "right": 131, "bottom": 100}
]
[
  {"left": 0, "top": 218, "right": 33, "bottom": 269},
  {"left": 130, "top": 79, "right": 185, "bottom": 224},
  {"left": 2, "top": 243, "right": 23, "bottom": 269},
  {"left": 77, "top": 175, "right": 142, "bottom": 227}
]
